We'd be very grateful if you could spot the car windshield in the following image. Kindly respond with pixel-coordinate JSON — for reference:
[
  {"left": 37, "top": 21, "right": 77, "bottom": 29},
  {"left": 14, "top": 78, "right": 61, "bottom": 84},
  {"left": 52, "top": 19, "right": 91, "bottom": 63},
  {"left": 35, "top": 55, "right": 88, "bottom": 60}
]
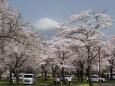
[
  {"left": 24, "top": 75, "right": 33, "bottom": 78},
  {"left": 91, "top": 76, "right": 98, "bottom": 78}
]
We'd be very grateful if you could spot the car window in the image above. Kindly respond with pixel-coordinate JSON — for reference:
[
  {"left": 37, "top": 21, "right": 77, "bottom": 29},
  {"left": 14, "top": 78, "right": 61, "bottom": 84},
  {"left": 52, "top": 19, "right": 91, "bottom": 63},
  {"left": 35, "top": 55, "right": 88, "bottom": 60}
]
[
  {"left": 24, "top": 75, "right": 33, "bottom": 78},
  {"left": 91, "top": 76, "right": 98, "bottom": 78}
]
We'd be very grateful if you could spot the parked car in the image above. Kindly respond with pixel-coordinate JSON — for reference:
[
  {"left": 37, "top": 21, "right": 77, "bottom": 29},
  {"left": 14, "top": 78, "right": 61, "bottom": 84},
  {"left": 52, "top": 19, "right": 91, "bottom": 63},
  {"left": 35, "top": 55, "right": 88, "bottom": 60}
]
[
  {"left": 87, "top": 75, "right": 106, "bottom": 83},
  {"left": 112, "top": 74, "right": 115, "bottom": 79},
  {"left": 104, "top": 73, "right": 115, "bottom": 79},
  {"left": 19, "top": 73, "right": 26, "bottom": 80},
  {"left": 12, "top": 73, "right": 25, "bottom": 81},
  {"left": 12, "top": 74, "right": 16, "bottom": 82},
  {"left": 108, "top": 73, "right": 115, "bottom": 79},
  {"left": 91, "top": 75, "right": 106, "bottom": 82},
  {"left": 22, "top": 74, "right": 36, "bottom": 85}
]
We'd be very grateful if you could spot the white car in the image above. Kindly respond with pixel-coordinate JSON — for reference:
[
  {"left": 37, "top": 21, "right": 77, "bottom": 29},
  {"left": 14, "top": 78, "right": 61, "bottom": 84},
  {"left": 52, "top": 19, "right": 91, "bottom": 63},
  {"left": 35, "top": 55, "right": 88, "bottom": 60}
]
[
  {"left": 22, "top": 74, "right": 35, "bottom": 84},
  {"left": 12, "top": 74, "right": 16, "bottom": 82},
  {"left": 12, "top": 73, "right": 25, "bottom": 81},
  {"left": 108, "top": 73, "right": 115, "bottom": 79},
  {"left": 19, "top": 73, "right": 25, "bottom": 80},
  {"left": 90, "top": 75, "right": 106, "bottom": 83},
  {"left": 112, "top": 74, "right": 115, "bottom": 79}
]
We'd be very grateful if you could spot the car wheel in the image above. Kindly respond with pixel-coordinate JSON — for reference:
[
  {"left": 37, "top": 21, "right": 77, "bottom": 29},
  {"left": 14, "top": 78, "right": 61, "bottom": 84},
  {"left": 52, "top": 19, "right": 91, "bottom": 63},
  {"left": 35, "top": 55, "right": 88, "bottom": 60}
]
[{"left": 101, "top": 80, "right": 104, "bottom": 83}]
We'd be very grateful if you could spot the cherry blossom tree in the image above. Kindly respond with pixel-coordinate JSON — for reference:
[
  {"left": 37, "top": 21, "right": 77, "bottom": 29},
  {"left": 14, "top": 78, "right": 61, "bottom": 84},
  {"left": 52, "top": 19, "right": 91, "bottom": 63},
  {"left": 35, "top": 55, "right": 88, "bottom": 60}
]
[
  {"left": 105, "top": 35, "right": 115, "bottom": 79},
  {"left": 45, "top": 37, "right": 75, "bottom": 82},
  {"left": 55, "top": 10, "right": 112, "bottom": 86},
  {"left": 0, "top": 0, "right": 43, "bottom": 84}
]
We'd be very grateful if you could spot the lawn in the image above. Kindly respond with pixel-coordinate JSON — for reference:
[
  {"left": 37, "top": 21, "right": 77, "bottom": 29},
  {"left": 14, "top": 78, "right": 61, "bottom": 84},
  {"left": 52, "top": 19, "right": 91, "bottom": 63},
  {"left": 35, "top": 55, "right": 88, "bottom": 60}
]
[
  {"left": 0, "top": 78, "right": 89, "bottom": 86},
  {"left": 0, "top": 78, "right": 115, "bottom": 86}
]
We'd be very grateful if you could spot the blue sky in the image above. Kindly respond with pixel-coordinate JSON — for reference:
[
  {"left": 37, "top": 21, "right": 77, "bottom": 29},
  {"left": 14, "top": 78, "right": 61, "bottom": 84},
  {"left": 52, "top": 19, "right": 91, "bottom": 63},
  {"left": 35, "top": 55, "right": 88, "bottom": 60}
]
[{"left": 7, "top": 0, "right": 115, "bottom": 36}]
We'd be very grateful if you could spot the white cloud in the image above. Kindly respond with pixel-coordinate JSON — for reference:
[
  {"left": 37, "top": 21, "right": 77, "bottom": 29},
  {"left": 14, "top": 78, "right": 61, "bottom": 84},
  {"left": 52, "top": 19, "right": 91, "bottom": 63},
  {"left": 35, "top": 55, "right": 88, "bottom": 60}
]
[{"left": 34, "top": 18, "right": 59, "bottom": 30}]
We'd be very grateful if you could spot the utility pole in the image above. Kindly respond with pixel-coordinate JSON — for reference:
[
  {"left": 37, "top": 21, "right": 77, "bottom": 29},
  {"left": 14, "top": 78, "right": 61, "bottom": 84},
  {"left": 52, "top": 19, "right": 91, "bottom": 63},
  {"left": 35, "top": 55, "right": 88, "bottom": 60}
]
[{"left": 98, "top": 46, "right": 101, "bottom": 86}]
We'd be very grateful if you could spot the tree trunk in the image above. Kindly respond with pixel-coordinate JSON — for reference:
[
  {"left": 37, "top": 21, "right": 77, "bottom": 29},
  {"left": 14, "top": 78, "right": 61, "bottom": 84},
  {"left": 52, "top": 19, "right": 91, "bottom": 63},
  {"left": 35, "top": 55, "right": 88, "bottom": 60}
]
[
  {"left": 77, "top": 70, "right": 80, "bottom": 81},
  {"left": 52, "top": 65, "right": 56, "bottom": 78},
  {"left": 80, "top": 69, "right": 83, "bottom": 82},
  {"left": 42, "top": 71, "right": 43, "bottom": 78},
  {"left": 52, "top": 70, "right": 56, "bottom": 78},
  {"left": 0, "top": 74, "right": 2, "bottom": 80},
  {"left": 87, "top": 47, "right": 93, "bottom": 86},
  {"left": 15, "top": 70, "right": 19, "bottom": 85},
  {"left": 44, "top": 70, "right": 47, "bottom": 80},
  {"left": 62, "top": 67, "right": 65, "bottom": 83},
  {"left": 80, "top": 61, "right": 84, "bottom": 82},
  {"left": 9, "top": 69, "right": 13, "bottom": 84},
  {"left": 88, "top": 62, "right": 93, "bottom": 86},
  {"left": 110, "top": 65, "right": 113, "bottom": 80},
  {"left": 41, "top": 65, "right": 47, "bottom": 80}
]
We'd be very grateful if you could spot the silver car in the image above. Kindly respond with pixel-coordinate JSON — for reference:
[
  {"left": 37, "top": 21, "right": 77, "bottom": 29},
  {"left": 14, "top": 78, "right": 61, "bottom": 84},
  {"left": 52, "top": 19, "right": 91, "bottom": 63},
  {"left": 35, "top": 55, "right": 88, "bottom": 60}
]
[
  {"left": 90, "top": 75, "right": 106, "bottom": 83},
  {"left": 22, "top": 74, "right": 36, "bottom": 84}
]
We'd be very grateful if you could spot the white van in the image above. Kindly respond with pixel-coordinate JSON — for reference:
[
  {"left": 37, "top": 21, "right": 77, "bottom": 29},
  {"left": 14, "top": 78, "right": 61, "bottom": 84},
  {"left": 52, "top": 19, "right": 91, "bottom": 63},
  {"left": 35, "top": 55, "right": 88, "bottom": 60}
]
[{"left": 22, "top": 74, "right": 35, "bottom": 84}]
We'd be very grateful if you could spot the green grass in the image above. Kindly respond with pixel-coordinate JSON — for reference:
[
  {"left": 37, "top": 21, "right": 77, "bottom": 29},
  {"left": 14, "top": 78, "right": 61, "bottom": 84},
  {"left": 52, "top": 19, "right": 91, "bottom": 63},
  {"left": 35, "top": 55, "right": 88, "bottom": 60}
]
[
  {"left": 0, "top": 78, "right": 89, "bottom": 86},
  {"left": 106, "top": 79, "right": 115, "bottom": 84},
  {"left": 0, "top": 78, "right": 115, "bottom": 86}
]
